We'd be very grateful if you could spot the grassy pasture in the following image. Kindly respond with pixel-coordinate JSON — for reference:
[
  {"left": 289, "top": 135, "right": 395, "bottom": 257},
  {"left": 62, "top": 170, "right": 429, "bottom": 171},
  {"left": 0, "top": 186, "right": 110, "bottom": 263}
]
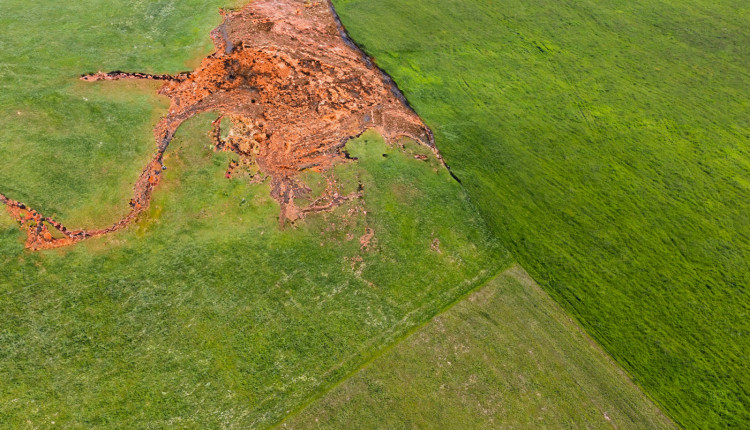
[
  {"left": 330, "top": 0, "right": 750, "bottom": 427},
  {"left": 0, "top": 117, "right": 509, "bottom": 427},
  {"left": 284, "top": 265, "right": 674, "bottom": 429},
  {"left": 1, "top": 0, "right": 745, "bottom": 427}
]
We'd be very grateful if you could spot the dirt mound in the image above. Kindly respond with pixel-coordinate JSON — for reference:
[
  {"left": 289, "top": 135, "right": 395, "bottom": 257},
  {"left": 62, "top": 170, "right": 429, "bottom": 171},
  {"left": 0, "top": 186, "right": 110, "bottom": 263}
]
[{"left": 1, "top": 0, "right": 439, "bottom": 250}]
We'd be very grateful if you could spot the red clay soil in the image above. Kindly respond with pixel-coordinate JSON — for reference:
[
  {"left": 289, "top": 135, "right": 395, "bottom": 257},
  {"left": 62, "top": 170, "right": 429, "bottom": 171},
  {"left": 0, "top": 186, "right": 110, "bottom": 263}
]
[{"left": 0, "top": 0, "right": 440, "bottom": 250}]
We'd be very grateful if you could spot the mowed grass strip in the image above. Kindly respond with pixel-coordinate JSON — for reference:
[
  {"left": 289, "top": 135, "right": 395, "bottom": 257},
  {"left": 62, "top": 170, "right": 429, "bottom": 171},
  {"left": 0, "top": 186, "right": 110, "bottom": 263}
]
[
  {"left": 331, "top": 0, "right": 750, "bottom": 427},
  {"left": 283, "top": 265, "right": 674, "bottom": 430}
]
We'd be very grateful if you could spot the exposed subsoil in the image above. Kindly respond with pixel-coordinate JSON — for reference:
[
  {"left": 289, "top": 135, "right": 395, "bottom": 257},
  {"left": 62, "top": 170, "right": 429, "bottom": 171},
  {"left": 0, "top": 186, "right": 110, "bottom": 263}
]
[{"left": 1, "top": 0, "right": 441, "bottom": 250}]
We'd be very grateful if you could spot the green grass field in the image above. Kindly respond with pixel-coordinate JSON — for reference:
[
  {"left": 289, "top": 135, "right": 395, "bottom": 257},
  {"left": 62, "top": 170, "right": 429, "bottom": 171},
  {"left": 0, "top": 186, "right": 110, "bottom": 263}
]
[
  {"left": 329, "top": 0, "right": 750, "bottom": 427},
  {"left": 1, "top": 0, "right": 747, "bottom": 428},
  {"left": 0, "top": 119, "right": 509, "bottom": 427},
  {"left": 284, "top": 265, "right": 674, "bottom": 429},
  {"left": 0, "top": 0, "right": 236, "bottom": 227}
]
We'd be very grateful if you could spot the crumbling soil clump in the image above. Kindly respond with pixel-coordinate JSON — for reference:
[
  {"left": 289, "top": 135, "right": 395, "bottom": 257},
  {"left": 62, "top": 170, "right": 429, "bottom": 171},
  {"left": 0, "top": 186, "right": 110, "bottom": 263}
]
[{"left": 1, "top": 0, "right": 440, "bottom": 250}]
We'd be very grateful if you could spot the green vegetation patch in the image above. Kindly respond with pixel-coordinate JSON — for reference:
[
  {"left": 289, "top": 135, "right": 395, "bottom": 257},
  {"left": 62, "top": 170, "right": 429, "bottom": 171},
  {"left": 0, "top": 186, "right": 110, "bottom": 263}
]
[
  {"left": 0, "top": 118, "right": 509, "bottom": 427},
  {"left": 330, "top": 0, "right": 750, "bottom": 427},
  {"left": 0, "top": 0, "right": 242, "bottom": 227},
  {"left": 284, "top": 265, "right": 674, "bottom": 429}
]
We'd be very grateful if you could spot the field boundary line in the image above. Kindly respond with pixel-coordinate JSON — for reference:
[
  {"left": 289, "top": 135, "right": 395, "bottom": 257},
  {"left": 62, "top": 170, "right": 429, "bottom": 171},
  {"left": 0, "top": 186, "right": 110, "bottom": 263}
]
[{"left": 271, "top": 261, "right": 516, "bottom": 429}]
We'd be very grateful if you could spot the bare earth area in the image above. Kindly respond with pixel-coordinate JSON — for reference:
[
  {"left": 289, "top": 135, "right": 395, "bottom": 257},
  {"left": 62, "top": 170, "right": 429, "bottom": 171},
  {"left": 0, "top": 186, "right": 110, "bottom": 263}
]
[{"left": 0, "top": 0, "right": 439, "bottom": 250}]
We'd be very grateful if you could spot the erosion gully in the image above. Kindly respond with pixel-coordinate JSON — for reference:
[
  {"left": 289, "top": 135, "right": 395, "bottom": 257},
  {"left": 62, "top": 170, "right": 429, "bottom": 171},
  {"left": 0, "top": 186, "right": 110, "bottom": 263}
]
[{"left": 1, "top": 0, "right": 445, "bottom": 250}]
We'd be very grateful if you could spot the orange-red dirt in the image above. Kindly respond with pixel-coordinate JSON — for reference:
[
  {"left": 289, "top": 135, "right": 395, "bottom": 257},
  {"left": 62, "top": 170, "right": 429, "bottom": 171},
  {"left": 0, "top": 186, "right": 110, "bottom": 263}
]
[{"left": 0, "top": 0, "right": 440, "bottom": 250}]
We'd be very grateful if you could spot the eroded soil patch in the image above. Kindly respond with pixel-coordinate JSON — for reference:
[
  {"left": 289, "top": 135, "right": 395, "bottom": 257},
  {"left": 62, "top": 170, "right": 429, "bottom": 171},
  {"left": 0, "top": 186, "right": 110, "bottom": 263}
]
[{"left": 1, "top": 0, "right": 440, "bottom": 250}]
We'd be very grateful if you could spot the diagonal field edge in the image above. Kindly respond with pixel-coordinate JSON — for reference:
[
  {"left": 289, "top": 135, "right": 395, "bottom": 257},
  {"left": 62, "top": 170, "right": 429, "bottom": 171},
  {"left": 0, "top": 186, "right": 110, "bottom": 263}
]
[{"left": 271, "top": 262, "right": 517, "bottom": 429}]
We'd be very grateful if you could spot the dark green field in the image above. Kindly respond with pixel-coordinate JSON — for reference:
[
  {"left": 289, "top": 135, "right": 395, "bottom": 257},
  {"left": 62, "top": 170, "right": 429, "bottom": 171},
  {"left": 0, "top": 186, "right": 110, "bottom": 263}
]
[{"left": 330, "top": 0, "right": 749, "bottom": 427}]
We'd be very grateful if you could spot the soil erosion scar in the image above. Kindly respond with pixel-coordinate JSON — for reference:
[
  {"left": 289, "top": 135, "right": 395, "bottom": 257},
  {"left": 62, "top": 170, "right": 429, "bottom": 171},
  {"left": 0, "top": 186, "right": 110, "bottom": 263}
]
[{"left": 0, "top": 0, "right": 441, "bottom": 250}]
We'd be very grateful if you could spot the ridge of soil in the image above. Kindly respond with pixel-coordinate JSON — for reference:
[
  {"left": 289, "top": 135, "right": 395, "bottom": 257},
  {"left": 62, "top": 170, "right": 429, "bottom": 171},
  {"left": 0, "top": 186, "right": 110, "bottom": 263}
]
[{"left": 1, "top": 0, "right": 440, "bottom": 250}]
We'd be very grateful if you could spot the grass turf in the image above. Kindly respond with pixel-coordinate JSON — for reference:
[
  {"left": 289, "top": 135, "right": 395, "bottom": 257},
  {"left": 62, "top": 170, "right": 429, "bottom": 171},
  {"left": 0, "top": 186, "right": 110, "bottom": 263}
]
[
  {"left": 0, "top": 0, "right": 240, "bottom": 227},
  {"left": 283, "top": 265, "right": 674, "bottom": 430},
  {"left": 0, "top": 118, "right": 509, "bottom": 427},
  {"left": 329, "top": 0, "right": 750, "bottom": 427}
]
